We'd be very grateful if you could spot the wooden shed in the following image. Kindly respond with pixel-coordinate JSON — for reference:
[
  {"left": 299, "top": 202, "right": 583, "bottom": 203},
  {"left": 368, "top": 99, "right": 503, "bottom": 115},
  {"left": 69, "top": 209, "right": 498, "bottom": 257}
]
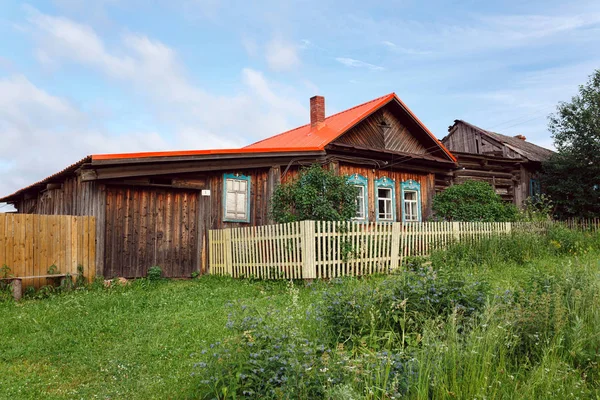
[
  {"left": 442, "top": 120, "right": 554, "bottom": 205},
  {"left": 1, "top": 93, "right": 457, "bottom": 278}
]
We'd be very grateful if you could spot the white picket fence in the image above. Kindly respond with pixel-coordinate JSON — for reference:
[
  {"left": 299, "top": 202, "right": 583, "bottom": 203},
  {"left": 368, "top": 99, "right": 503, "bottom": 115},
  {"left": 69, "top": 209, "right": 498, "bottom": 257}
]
[{"left": 208, "top": 220, "right": 561, "bottom": 280}]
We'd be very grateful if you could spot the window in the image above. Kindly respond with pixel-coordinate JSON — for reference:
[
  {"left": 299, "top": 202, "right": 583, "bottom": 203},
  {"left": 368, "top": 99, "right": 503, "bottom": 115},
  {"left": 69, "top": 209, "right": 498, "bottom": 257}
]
[
  {"left": 378, "top": 188, "right": 393, "bottom": 220},
  {"left": 403, "top": 191, "right": 419, "bottom": 221},
  {"left": 223, "top": 173, "right": 250, "bottom": 222},
  {"left": 401, "top": 180, "right": 421, "bottom": 222},
  {"left": 375, "top": 176, "right": 396, "bottom": 221},
  {"left": 530, "top": 178, "right": 541, "bottom": 201},
  {"left": 347, "top": 174, "right": 368, "bottom": 221}
]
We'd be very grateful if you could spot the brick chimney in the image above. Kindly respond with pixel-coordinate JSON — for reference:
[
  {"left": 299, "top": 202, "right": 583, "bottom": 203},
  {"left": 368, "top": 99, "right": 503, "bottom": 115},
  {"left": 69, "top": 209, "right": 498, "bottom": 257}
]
[
  {"left": 310, "top": 95, "right": 325, "bottom": 128},
  {"left": 514, "top": 134, "right": 527, "bottom": 141}
]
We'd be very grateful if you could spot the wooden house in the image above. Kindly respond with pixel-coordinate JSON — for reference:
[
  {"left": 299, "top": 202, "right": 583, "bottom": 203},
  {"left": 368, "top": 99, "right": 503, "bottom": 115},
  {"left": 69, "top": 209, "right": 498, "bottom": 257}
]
[
  {"left": 0, "top": 93, "right": 457, "bottom": 278},
  {"left": 442, "top": 120, "right": 554, "bottom": 205}
]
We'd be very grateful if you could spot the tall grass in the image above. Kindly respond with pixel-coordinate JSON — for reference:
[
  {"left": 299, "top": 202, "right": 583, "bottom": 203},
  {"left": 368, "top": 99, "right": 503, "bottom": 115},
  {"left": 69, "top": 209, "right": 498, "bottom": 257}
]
[{"left": 195, "top": 228, "right": 600, "bottom": 399}]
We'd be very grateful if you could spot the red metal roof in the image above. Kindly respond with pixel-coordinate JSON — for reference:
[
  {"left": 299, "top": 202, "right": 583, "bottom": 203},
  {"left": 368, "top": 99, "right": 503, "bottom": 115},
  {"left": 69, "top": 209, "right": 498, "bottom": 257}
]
[
  {"left": 244, "top": 92, "right": 456, "bottom": 162},
  {"left": 245, "top": 93, "right": 396, "bottom": 150},
  {"left": 1, "top": 92, "right": 457, "bottom": 202},
  {"left": 92, "top": 146, "right": 323, "bottom": 161}
]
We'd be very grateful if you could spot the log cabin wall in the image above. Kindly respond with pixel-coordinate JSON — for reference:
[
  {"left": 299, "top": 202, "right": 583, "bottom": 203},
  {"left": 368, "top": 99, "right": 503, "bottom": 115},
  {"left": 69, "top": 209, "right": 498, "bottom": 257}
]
[{"left": 450, "top": 153, "right": 522, "bottom": 204}]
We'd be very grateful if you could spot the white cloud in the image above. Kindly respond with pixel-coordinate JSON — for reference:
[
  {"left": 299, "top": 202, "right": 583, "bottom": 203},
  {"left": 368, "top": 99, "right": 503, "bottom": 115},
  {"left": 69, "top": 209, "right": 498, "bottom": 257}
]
[
  {"left": 335, "top": 57, "right": 384, "bottom": 71},
  {"left": 0, "top": 8, "right": 310, "bottom": 199},
  {"left": 25, "top": 7, "right": 306, "bottom": 137},
  {"left": 0, "top": 75, "right": 173, "bottom": 197},
  {"left": 265, "top": 38, "right": 300, "bottom": 71}
]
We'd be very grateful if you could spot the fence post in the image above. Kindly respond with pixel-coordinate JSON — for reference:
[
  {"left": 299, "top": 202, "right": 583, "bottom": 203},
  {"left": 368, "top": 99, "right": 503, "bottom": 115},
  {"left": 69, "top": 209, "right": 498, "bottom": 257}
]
[
  {"left": 224, "top": 229, "right": 233, "bottom": 276},
  {"left": 389, "top": 222, "right": 401, "bottom": 271},
  {"left": 505, "top": 222, "right": 512, "bottom": 235},
  {"left": 300, "top": 220, "right": 316, "bottom": 280},
  {"left": 452, "top": 222, "right": 460, "bottom": 242}
]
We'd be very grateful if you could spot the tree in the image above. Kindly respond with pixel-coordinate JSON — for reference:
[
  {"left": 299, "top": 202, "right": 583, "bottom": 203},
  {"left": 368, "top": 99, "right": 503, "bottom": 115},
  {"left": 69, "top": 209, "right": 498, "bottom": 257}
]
[
  {"left": 270, "top": 164, "right": 358, "bottom": 223},
  {"left": 432, "top": 180, "right": 519, "bottom": 222},
  {"left": 543, "top": 69, "right": 600, "bottom": 218}
]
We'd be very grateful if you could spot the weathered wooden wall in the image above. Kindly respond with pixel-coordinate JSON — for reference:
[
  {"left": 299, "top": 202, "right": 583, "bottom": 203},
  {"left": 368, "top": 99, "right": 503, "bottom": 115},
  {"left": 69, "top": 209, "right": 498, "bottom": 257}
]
[
  {"left": 444, "top": 123, "right": 521, "bottom": 159},
  {"left": 14, "top": 177, "right": 106, "bottom": 276},
  {"left": 206, "top": 168, "right": 273, "bottom": 229},
  {"left": 334, "top": 107, "right": 429, "bottom": 155},
  {"left": 339, "top": 163, "right": 435, "bottom": 220},
  {"left": 450, "top": 153, "right": 521, "bottom": 203},
  {"left": 0, "top": 214, "right": 96, "bottom": 288},
  {"left": 104, "top": 186, "right": 200, "bottom": 278}
]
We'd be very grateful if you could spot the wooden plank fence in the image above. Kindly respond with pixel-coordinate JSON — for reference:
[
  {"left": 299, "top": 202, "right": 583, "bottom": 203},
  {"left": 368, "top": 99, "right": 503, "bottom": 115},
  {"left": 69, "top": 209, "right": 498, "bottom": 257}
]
[
  {"left": 209, "top": 221, "right": 543, "bottom": 280},
  {"left": 0, "top": 214, "right": 96, "bottom": 288},
  {"left": 209, "top": 219, "right": 600, "bottom": 280}
]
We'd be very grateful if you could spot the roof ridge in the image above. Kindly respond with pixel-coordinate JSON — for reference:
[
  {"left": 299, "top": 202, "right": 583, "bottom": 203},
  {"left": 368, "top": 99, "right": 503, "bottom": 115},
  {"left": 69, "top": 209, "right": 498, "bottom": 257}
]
[
  {"left": 244, "top": 92, "right": 395, "bottom": 148},
  {"left": 457, "top": 119, "right": 537, "bottom": 144}
]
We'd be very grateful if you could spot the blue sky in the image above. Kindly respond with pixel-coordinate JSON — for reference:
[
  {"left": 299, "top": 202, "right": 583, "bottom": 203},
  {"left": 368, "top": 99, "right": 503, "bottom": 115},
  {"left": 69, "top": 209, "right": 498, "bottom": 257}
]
[{"left": 1, "top": 0, "right": 599, "bottom": 209}]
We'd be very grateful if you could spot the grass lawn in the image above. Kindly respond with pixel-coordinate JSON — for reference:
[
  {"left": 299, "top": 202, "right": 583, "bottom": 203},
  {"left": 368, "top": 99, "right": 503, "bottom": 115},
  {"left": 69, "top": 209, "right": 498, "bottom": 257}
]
[
  {"left": 0, "top": 277, "right": 321, "bottom": 399},
  {"left": 2, "top": 228, "right": 600, "bottom": 399}
]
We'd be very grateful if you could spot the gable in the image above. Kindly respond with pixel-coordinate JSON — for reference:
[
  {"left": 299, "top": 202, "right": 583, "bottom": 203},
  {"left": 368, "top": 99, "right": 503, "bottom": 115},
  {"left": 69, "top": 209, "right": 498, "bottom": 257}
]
[
  {"left": 332, "top": 102, "right": 440, "bottom": 158},
  {"left": 443, "top": 120, "right": 554, "bottom": 162}
]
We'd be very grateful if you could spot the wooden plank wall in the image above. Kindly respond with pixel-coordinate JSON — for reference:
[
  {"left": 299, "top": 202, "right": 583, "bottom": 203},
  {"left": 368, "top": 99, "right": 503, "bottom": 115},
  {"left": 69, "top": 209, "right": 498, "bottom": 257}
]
[
  {"left": 15, "top": 177, "right": 106, "bottom": 276},
  {"left": 104, "top": 187, "right": 199, "bottom": 278},
  {"left": 0, "top": 214, "right": 96, "bottom": 288},
  {"left": 339, "top": 164, "right": 435, "bottom": 220},
  {"left": 443, "top": 123, "right": 521, "bottom": 159},
  {"left": 208, "top": 169, "right": 272, "bottom": 229},
  {"left": 334, "top": 108, "right": 429, "bottom": 154}
]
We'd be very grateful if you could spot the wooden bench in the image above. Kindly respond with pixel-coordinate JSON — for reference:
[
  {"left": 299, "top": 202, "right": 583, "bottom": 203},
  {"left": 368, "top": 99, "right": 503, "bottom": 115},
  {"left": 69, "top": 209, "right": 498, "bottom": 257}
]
[{"left": 0, "top": 274, "right": 73, "bottom": 301}]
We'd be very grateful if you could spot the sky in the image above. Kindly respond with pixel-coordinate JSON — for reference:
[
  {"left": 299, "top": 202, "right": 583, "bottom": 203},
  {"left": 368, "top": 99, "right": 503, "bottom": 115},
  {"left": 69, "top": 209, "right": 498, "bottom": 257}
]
[{"left": 1, "top": 0, "right": 599, "bottom": 211}]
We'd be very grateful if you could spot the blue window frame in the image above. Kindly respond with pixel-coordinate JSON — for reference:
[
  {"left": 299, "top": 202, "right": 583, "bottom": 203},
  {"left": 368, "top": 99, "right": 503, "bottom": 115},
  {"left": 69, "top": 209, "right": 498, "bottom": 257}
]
[
  {"left": 347, "top": 174, "right": 368, "bottom": 221},
  {"left": 223, "top": 173, "right": 251, "bottom": 223},
  {"left": 401, "top": 180, "right": 422, "bottom": 222},
  {"left": 375, "top": 176, "right": 396, "bottom": 222},
  {"left": 529, "top": 178, "right": 541, "bottom": 201}
]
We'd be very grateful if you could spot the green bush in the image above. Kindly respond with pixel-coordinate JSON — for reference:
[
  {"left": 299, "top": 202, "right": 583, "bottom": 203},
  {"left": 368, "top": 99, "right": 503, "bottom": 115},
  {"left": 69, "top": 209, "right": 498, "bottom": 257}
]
[
  {"left": 194, "top": 302, "right": 343, "bottom": 399},
  {"left": 270, "top": 164, "right": 358, "bottom": 223},
  {"left": 147, "top": 266, "right": 163, "bottom": 281},
  {"left": 319, "top": 268, "right": 490, "bottom": 348},
  {"left": 432, "top": 180, "right": 519, "bottom": 222}
]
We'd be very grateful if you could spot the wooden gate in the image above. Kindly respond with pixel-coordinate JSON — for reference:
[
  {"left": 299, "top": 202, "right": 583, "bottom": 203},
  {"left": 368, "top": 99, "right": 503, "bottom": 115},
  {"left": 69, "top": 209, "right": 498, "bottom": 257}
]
[{"left": 104, "top": 187, "right": 203, "bottom": 278}]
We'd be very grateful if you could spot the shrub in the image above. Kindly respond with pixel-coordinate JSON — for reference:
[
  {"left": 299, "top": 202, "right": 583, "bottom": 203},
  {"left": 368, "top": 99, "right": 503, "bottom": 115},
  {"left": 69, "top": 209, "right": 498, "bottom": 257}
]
[
  {"left": 520, "top": 194, "right": 554, "bottom": 221},
  {"left": 319, "top": 268, "right": 490, "bottom": 348},
  {"left": 147, "top": 266, "right": 163, "bottom": 281},
  {"left": 270, "top": 164, "right": 358, "bottom": 223},
  {"left": 432, "top": 180, "right": 519, "bottom": 222},
  {"left": 193, "top": 303, "right": 343, "bottom": 399}
]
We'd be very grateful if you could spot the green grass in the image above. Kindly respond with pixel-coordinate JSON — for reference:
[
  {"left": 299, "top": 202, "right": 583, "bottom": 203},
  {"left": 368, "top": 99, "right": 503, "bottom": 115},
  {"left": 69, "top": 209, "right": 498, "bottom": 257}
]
[
  {"left": 2, "top": 229, "right": 600, "bottom": 399},
  {"left": 0, "top": 277, "right": 322, "bottom": 399}
]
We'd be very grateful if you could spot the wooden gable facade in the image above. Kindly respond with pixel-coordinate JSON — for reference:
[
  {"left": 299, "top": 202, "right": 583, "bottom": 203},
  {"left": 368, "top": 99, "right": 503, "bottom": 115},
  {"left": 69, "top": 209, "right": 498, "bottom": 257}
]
[
  {"left": 1, "top": 94, "right": 456, "bottom": 279},
  {"left": 442, "top": 120, "right": 554, "bottom": 205}
]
